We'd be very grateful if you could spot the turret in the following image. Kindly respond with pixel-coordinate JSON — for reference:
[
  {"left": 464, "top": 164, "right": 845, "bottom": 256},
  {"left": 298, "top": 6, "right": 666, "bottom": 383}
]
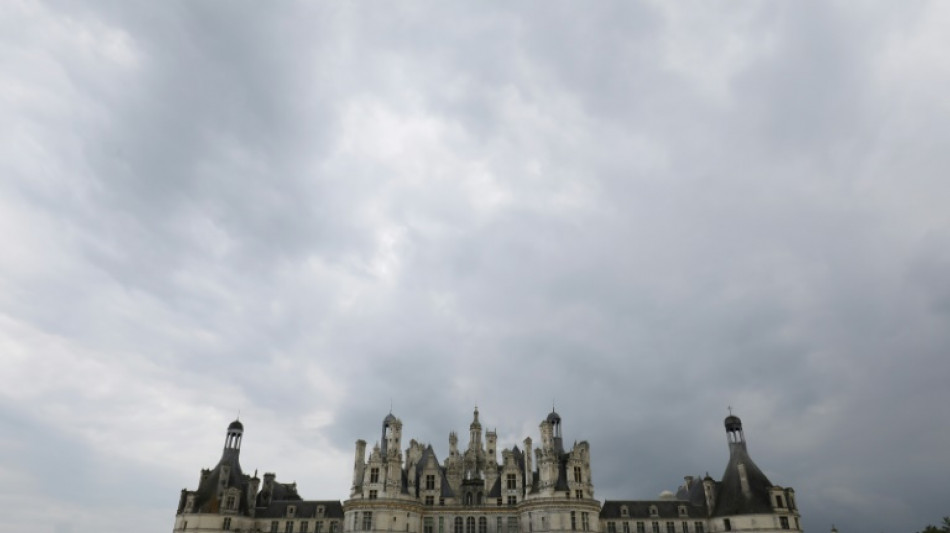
[
  {"left": 469, "top": 407, "right": 483, "bottom": 451},
  {"left": 223, "top": 419, "right": 243, "bottom": 460},
  {"left": 353, "top": 439, "right": 367, "bottom": 494}
]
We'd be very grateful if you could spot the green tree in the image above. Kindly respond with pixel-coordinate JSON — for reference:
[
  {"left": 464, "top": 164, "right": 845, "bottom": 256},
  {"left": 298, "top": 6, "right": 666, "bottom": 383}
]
[{"left": 916, "top": 517, "right": 950, "bottom": 533}]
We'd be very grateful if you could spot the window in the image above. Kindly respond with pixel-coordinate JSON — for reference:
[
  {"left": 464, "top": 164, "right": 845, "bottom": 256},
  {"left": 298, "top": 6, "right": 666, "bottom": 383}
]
[
  {"left": 666, "top": 523, "right": 675, "bottom": 533},
  {"left": 498, "top": 517, "right": 503, "bottom": 533},
  {"left": 331, "top": 522, "right": 338, "bottom": 533},
  {"left": 427, "top": 475, "right": 436, "bottom": 490},
  {"left": 440, "top": 517, "right": 445, "bottom": 533},
  {"left": 455, "top": 517, "right": 464, "bottom": 533},
  {"left": 650, "top": 507, "right": 658, "bottom": 518},
  {"left": 794, "top": 518, "right": 800, "bottom": 530},
  {"left": 370, "top": 468, "right": 380, "bottom": 483},
  {"left": 425, "top": 518, "right": 434, "bottom": 533},
  {"left": 776, "top": 496, "right": 785, "bottom": 508},
  {"left": 780, "top": 517, "right": 789, "bottom": 530},
  {"left": 678, "top": 507, "right": 687, "bottom": 518},
  {"left": 574, "top": 467, "right": 582, "bottom": 482},
  {"left": 271, "top": 521, "right": 279, "bottom": 533},
  {"left": 694, "top": 523, "right": 704, "bottom": 533},
  {"left": 681, "top": 523, "right": 688, "bottom": 533},
  {"left": 288, "top": 506, "right": 297, "bottom": 518},
  {"left": 426, "top": 496, "right": 435, "bottom": 506},
  {"left": 363, "top": 512, "right": 373, "bottom": 531},
  {"left": 223, "top": 518, "right": 232, "bottom": 531},
  {"left": 369, "top": 490, "right": 378, "bottom": 500},
  {"left": 498, "top": 498, "right": 503, "bottom": 506},
  {"left": 301, "top": 523, "right": 309, "bottom": 533},
  {"left": 636, "top": 522, "right": 645, "bottom": 533},
  {"left": 652, "top": 522, "right": 660, "bottom": 533},
  {"left": 317, "top": 522, "right": 324, "bottom": 533},
  {"left": 225, "top": 496, "right": 236, "bottom": 510},
  {"left": 571, "top": 512, "right": 577, "bottom": 531},
  {"left": 286, "top": 522, "right": 295, "bottom": 533},
  {"left": 479, "top": 517, "right": 487, "bottom": 533},
  {"left": 723, "top": 520, "right": 731, "bottom": 532},
  {"left": 508, "top": 517, "right": 520, "bottom": 533},
  {"left": 624, "top": 523, "right": 631, "bottom": 533},
  {"left": 575, "top": 490, "right": 583, "bottom": 500},
  {"left": 507, "top": 474, "right": 518, "bottom": 490},
  {"left": 582, "top": 513, "right": 590, "bottom": 532},
  {"left": 608, "top": 523, "right": 617, "bottom": 533},
  {"left": 440, "top": 497, "right": 445, "bottom": 506},
  {"left": 621, "top": 507, "right": 629, "bottom": 518},
  {"left": 508, "top": 496, "right": 517, "bottom": 506},
  {"left": 467, "top": 517, "right": 476, "bottom": 533},
  {"left": 318, "top": 507, "right": 325, "bottom": 517}
]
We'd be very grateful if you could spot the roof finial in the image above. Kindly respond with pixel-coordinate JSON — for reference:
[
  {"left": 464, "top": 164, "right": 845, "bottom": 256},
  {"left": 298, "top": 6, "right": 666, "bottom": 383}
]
[
  {"left": 389, "top": 398, "right": 393, "bottom": 414},
  {"left": 728, "top": 405, "right": 733, "bottom": 416},
  {"left": 237, "top": 409, "right": 241, "bottom": 421}
]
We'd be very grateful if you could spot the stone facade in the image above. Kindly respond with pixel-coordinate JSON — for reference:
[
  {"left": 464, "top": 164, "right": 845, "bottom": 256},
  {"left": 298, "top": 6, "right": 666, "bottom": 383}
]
[{"left": 173, "top": 410, "right": 802, "bottom": 533}]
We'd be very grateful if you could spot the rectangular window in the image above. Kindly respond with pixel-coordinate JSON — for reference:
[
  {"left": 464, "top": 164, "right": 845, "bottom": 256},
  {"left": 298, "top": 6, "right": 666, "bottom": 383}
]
[
  {"left": 455, "top": 517, "right": 464, "bottom": 533},
  {"left": 636, "top": 522, "right": 644, "bottom": 533},
  {"left": 440, "top": 518, "right": 445, "bottom": 533},
  {"left": 624, "top": 523, "right": 631, "bottom": 533},
  {"left": 780, "top": 517, "right": 789, "bottom": 530},
  {"left": 571, "top": 512, "right": 577, "bottom": 531},
  {"left": 667, "top": 523, "right": 675, "bottom": 533},
  {"left": 369, "top": 490, "right": 378, "bottom": 500},
  {"left": 426, "top": 496, "right": 435, "bottom": 506},
  {"left": 467, "top": 517, "right": 476, "bottom": 533},
  {"left": 301, "top": 523, "right": 309, "bottom": 533},
  {"left": 363, "top": 512, "right": 373, "bottom": 531},
  {"left": 508, "top": 496, "right": 517, "bottom": 506},
  {"left": 508, "top": 517, "right": 520, "bottom": 533},
  {"left": 225, "top": 496, "right": 236, "bottom": 510},
  {"left": 507, "top": 474, "right": 518, "bottom": 490},
  {"left": 479, "top": 517, "right": 487, "bottom": 533},
  {"left": 223, "top": 518, "right": 232, "bottom": 531},
  {"left": 582, "top": 513, "right": 590, "bottom": 532},
  {"left": 331, "top": 522, "right": 338, "bottom": 533},
  {"left": 498, "top": 498, "right": 503, "bottom": 506},
  {"left": 427, "top": 475, "right": 436, "bottom": 490},
  {"left": 425, "top": 517, "right": 434, "bottom": 533},
  {"left": 681, "top": 523, "right": 688, "bottom": 533},
  {"left": 573, "top": 467, "right": 582, "bottom": 482},
  {"left": 694, "top": 523, "right": 703, "bottom": 533},
  {"left": 608, "top": 523, "right": 617, "bottom": 533},
  {"left": 652, "top": 523, "right": 660, "bottom": 533},
  {"left": 575, "top": 490, "right": 583, "bottom": 500},
  {"left": 498, "top": 517, "right": 504, "bottom": 533},
  {"left": 271, "top": 521, "right": 279, "bottom": 533},
  {"left": 370, "top": 468, "right": 380, "bottom": 483},
  {"left": 317, "top": 523, "right": 324, "bottom": 533},
  {"left": 286, "top": 522, "right": 294, "bottom": 533},
  {"left": 723, "top": 520, "right": 731, "bottom": 532}
]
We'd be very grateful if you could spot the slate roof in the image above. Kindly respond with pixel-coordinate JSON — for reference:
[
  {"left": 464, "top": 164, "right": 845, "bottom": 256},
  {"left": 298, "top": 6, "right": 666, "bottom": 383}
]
[
  {"left": 600, "top": 500, "right": 706, "bottom": 520},
  {"left": 711, "top": 442, "right": 774, "bottom": 517},
  {"left": 255, "top": 500, "right": 344, "bottom": 519},
  {"left": 191, "top": 448, "right": 251, "bottom": 514}
]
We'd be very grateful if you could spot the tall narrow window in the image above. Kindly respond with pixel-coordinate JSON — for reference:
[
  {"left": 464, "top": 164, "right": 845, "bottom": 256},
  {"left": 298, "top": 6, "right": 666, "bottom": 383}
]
[
  {"left": 681, "top": 523, "right": 688, "bottom": 533},
  {"left": 363, "top": 512, "right": 373, "bottom": 531},
  {"left": 370, "top": 468, "right": 380, "bottom": 483},
  {"left": 575, "top": 490, "right": 583, "bottom": 500},
  {"left": 424, "top": 518, "right": 434, "bottom": 533},
  {"left": 776, "top": 496, "right": 785, "bottom": 508},
  {"left": 507, "top": 474, "right": 518, "bottom": 490},
  {"left": 498, "top": 517, "right": 504, "bottom": 533},
  {"left": 780, "top": 518, "right": 789, "bottom": 530},
  {"left": 271, "top": 521, "right": 279, "bottom": 533},
  {"left": 369, "top": 490, "right": 378, "bottom": 500},
  {"left": 440, "top": 517, "right": 444, "bottom": 533},
  {"left": 666, "top": 522, "right": 675, "bottom": 533},
  {"left": 479, "top": 517, "right": 487, "bottom": 533},
  {"left": 624, "top": 522, "right": 631, "bottom": 533},
  {"left": 223, "top": 518, "right": 232, "bottom": 531},
  {"left": 652, "top": 522, "right": 660, "bottom": 533},
  {"left": 636, "top": 522, "right": 645, "bottom": 533},
  {"left": 608, "top": 523, "right": 616, "bottom": 533},
  {"left": 301, "top": 522, "right": 309, "bottom": 533},
  {"left": 571, "top": 512, "right": 577, "bottom": 531},
  {"left": 427, "top": 475, "right": 436, "bottom": 490},
  {"left": 467, "top": 517, "right": 476, "bottom": 533},
  {"left": 723, "top": 520, "right": 731, "bottom": 532},
  {"left": 286, "top": 522, "right": 294, "bottom": 533},
  {"left": 694, "top": 523, "right": 704, "bottom": 533},
  {"left": 455, "top": 517, "right": 464, "bottom": 533},
  {"left": 508, "top": 517, "right": 519, "bottom": 533},
  {"left": 574, "top": 466, "right": 582, "bottom": 482},
  {"left": 582, "top": 513, "right": 590, "bottom": 532}
]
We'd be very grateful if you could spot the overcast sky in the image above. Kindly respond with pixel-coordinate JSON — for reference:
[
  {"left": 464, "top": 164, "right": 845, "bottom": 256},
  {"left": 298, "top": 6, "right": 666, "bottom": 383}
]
[{"left": 2, "top": 2, "right": 950, "bottom": 533}]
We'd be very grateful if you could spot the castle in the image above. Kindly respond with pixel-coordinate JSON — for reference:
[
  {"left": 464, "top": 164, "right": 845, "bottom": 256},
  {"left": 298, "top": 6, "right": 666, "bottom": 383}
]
[{"left": 173, "top": 409, "right": 802, "bottom": 533}]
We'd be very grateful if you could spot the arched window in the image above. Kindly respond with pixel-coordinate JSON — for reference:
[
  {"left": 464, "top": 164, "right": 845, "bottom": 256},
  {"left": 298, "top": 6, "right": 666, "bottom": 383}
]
[{"left": 455, "top": 518, "right": 463, "bottom": 533}]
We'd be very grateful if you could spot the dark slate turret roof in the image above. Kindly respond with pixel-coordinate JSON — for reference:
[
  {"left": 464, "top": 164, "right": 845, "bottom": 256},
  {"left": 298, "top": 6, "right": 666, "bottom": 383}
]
[
  {"left": 712, "top": 443, "right": 774, "bottom": 516},
  {"left": 190, "top": 451, "right": 250, "bottom": 514},
  {"left": 228, "top": 419, "right": 244, "bottom": 431}
]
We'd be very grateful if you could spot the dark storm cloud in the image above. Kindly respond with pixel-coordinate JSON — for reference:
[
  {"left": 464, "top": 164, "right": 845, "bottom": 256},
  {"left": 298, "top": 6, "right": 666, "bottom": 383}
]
[{"left": 2, "top": 2, "right": 949, "bottom": 533}]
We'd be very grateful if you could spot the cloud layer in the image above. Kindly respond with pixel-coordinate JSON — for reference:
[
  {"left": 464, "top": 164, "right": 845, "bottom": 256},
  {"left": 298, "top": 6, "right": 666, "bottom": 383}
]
[{"left": 2, "top": 2, "right": 949, "bottom": 533}]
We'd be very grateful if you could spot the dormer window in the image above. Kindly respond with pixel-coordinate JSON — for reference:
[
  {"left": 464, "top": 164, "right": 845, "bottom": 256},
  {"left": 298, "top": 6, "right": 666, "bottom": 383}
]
[
  {"left": 649, "top": 506, "right": 658, "bottom": 518},
  {"left": 621, "top": 506, "right": 629, "bottom": 518},
  {"left": 775, "top": 495, "right": 785, "bottom": 508},
  {"left": 317, "top": 506, "right": 325, "bottom": 517},
  {"left": 287, "top": 505, "right": 296, "bottom": 518},
  {"left": 678, "top": 507, "right": 687, "bottom": 518}
]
